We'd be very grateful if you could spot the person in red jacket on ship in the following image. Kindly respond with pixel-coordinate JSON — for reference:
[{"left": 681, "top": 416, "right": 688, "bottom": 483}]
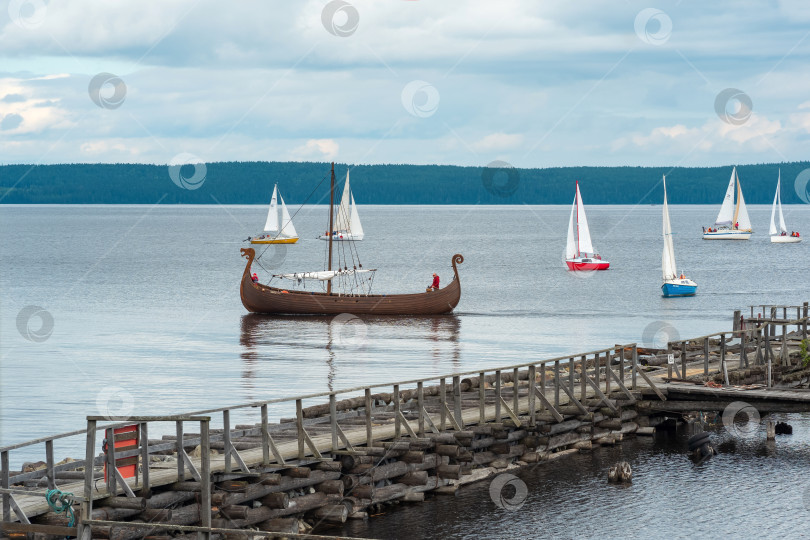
[{"left": 430, "top": 273, "right": 440, "bottom": 290}]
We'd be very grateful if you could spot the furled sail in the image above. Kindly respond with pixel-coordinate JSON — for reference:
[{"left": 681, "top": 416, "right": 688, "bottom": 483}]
[
  {"left": 273, "top": 268, "right": 376, "bottom": 281},
  {"left": 714, "top": 167, "right": 737, "bottom": 227},
  {"left": 279, "top": 195, "right": 297, "bottom": 238},
  {"left": 263, "top": 184, "right": 279, "bottom": 232},
  {"left": 662, "top": 176, "right": 678, "bottom": 281}
]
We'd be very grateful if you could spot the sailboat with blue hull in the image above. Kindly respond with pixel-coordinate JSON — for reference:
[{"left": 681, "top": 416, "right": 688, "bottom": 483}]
[{"left": 661, "top": 176, "right": 697, "bottom": 297}]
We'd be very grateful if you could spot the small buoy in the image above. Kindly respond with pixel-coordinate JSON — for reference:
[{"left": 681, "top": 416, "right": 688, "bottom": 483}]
[
  {"left": 775, "top": 422, "right": 793, "bottom": 435},
  {"left": 608, "top": 461, "right": 632, "bottom": 484}
]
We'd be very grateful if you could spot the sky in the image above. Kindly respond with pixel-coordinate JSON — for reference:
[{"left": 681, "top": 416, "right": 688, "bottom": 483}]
[{"left": 1, "top": 0, "right": 809, "bottom": 168}]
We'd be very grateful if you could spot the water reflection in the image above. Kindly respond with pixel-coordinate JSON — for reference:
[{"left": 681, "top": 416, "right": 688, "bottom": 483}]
[{"left": 239, "top": 313, "right": 461, "bottom": 395}]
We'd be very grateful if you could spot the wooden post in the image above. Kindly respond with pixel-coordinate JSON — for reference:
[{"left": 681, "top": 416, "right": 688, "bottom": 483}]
[
  {"left": 199, "top": 419, "right": 211, "bottom": 540},
  {"left": 455, "top": 375, "right": 463, "bottom": 429},
  {"left": 733, "top": 310, "right": 741, "bottom": 331},
  {"left": 1, "top": 450, "right": 9, "bottom": 522},
  {"left": 261, "top": 404, "right": 270, "bottom": 466},
  {"left": 495, "top": 370, "right": 502, "bottom": 422},
  {"left": 478, "top": 373, "right": 485, "bottom": 425},
  {"left": 176, "top": 421, "right": 185, "bottom": 481},
  {"left": 703, "top": 337, "right": 710, "bottom": 375},
  {"left": 106, "top": 427, "right": 117, "bottom": 496},
  {"left": 781, "top": 324, "right": 788, "bottom": 366},
  {"left": 618, "top": 347, "right": 625, "bottom": 381},
  {"left": 740, "top": 329, "right": 748, "bottom": 368},
  {"left": 681, "top": 341, "right": 687, "bottom": 380},
  {"left": 528, "top": 365, "right": 536, "bottom": 427},
  {"left": 540, "top": 363, "right": 546, "bottom": 401},
  {"left": 296, "top": 399, "right": 305, "bottom": 460},
  {"left": 804, "top": 302, "right": 808, "bottom": 340},
  {"left": 667, "top": 342, "right": 673, "bottom": 380},
  {"left": 394, "top": 384, "right": 401, "bottom": 438},
  {"left": 418, "top": 382, "right": 426, "bottom": 437},
  {"left": 554, "top": 360, "right": 560, "bottom": 407},
  {"left": 140, "top": 423, "right": 149, "bottom": 495},
  {"left": 440, "top": 378, "right": 447, "bottom": 431},
  {"left": 80, "top": 419, "right": 97, "bottom": 540},
  {"left": 593, "top": 353, "right": 600, "bottom": 390},
  {"left": 365, "top": 388, "right": 373, "bottom": 447},
  {"left": 766, "top": 419, "right": 776, "bottom": 440},
  {"left": 45, "top": 439, "right": 55, "bottom": 490},
  {"left": 630, "top": 347, "right": 637, "bottom": 390},
  {"left": 330, "top": 394, "right": 338, "bottom": 452},
  {"left": 223, "top": 409, "right": 231, "bottom": 473},
  {"left": 605, "top": 352, "right": 611, "bottom": 394},
  {"left": 720, "top": 334, "right": 728, "bottom": 385},
  {"left": 568, "top": 359, "right": 575, "bottom": 398}
]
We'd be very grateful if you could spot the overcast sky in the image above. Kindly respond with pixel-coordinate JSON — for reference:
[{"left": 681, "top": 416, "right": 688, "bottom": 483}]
[{"left": 1, "top": 0, "right": 809, "bottom": 168}]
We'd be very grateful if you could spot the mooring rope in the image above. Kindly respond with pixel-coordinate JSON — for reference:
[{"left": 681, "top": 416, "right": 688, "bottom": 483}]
[{"left": 46, "top": 488, "right": 76, "bottom": 527}]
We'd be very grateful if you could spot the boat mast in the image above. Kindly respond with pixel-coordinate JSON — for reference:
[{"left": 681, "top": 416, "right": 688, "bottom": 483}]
[{"left": 327, "top": 163, "right": 335, "bottom": 295}]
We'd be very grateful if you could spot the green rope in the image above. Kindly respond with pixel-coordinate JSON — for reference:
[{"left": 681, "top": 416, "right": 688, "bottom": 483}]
[{"left": 46, "top": 488, "right": 76, "bottom": 527}]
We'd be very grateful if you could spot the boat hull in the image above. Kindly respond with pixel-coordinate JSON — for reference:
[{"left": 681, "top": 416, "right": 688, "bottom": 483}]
[
  {"left": 240, "top": 248, "right": 462, "bottom": 315},
  {"left": 250, "top": 237, "right": 299, "bottom": 244},
  {"left": 566, "top": 259, "right": 609, "bottom": 271},
  {"left": 662, "top": 281, "right": 697, "bottom": 297},
  {"left": 702, "top": 230, "right": 751, "bottom": 240},
  {"left": 770, "top": 235, "right": 801, "bottom": 243}
]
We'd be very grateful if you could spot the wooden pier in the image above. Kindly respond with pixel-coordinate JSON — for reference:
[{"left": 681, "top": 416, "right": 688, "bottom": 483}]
[{"left": 1, "top": 302, "right": 809, "bottom": 539}]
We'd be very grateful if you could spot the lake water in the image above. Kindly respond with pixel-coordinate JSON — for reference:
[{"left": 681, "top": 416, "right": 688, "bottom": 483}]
[{"left": 2, "top": 204, "right": 809, "bottom": 537}]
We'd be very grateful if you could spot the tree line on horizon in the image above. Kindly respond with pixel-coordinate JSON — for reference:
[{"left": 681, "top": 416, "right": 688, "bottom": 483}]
[{"left": 0, "top": 161, "right": 808, "bottom": 205}]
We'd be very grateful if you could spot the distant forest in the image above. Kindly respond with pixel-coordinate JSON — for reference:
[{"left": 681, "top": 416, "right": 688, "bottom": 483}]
[{"left": 1, "top": 161, "right": 809, "bottom": 205}]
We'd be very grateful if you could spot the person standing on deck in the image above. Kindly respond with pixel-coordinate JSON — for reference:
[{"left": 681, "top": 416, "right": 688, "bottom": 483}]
[{"left": 430, "top": 273, "right": 440, "bottom": 290}]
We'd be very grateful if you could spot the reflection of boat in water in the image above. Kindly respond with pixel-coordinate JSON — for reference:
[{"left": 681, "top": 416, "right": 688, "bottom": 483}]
[{"left": 241, "top": 163, "right": 463, "bottom": 315}]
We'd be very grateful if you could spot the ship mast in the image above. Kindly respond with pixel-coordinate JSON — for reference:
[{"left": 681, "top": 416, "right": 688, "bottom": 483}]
[{"left": 327, "top": 162, "right": 335, "bottom": 295}]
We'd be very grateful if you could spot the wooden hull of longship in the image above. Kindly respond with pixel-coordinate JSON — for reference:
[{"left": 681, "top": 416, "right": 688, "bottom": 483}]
[{"left": 240, "top": 248, "right": 463, "bottom": 315}]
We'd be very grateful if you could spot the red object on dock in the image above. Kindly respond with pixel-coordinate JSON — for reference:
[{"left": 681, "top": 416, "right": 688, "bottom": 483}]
[{"left": 103, "top": 424, "right": 139, "bottom": 481}]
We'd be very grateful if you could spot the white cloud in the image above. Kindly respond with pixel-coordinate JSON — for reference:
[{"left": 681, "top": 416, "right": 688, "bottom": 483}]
[
  {"left": 290, "top": 138, "right": 339, "bottom": 161},
  {"left": 470, "top": 132, "right": 524, "bottom": 153}
]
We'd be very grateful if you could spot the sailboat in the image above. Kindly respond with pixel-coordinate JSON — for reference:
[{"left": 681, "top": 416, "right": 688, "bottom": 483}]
[
  {"left": 770, "top": 169, "right": 801, "bottom": 243},
  {"left": 318, "top": 169, "right": 364, "bottom": 241},
  {"left": 249, "top": 184, "right": 299, "bottom": 244},
  {"left": 240, "top": 163, "right": 463, "bottom": 315},
  {"left": 565, "top": 181, "right": 609, "bottom": 271},
  {"left": 661, "top": 176, "right": 697, "bottom": 297},
  {"left": 702, "top": 167, "right": 752, "bottom": 239}
]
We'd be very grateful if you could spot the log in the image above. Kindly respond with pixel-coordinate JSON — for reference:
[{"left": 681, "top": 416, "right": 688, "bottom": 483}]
[
  {"left": 401, "top": 451, "right": 424, "bottom": 464},
  {"left": 213, "top": 470, "right": 340, "bottom": 508},
  {"left": 402, "top": 492, "right": 425, "bottom": 503},
  {"left": 309, "top": 504, "right": 348, "bottom": 524},
  {"left": 100, "top": 496, "right": 147, "bottom": 510},
  {"left": 256, "top": 517, "right": 298, "bottom": 534},
  {"left": 146, "top": 491, "right": 196, "bottom": 509},
  {"left": 472, "top": 451, "right": 498, "bottom": 466},
  {"left": 547, "top": 431, "right": 590, "bottom": 451},
  {"left": 316, "top": 461, "right": 342, "bottom": 472},
  {"left": 436, "top": 445, "right": 463, "bottom": 457},
  {"left": 169, "top": 481, "right": 203, "bottom": 492},
  {"left": 397, "top": 471, "right": 428, "bottom": 486},
  {"left": 260, "top": 473, "right": 282, "bottom": 485},
  {"left": 437, "top": 464, "right": 462, "bottom": 479},
  {"left": 636, "top": 426, "right": 656, "bottom": 436},
  {"left": 286, "top": 467, "right": 311, "bottom": 478},
  {"left": 540, "top": 419, "right": 583, "bottom": 436},
  {"left": 315, "top": 479, "right": 344, "bottom": 495},
  {"left": 140, "top": 508, "right": 173, "bottom": 521},
  {"left": 260, "top": 492, "right": 290, "bottom": 509}
]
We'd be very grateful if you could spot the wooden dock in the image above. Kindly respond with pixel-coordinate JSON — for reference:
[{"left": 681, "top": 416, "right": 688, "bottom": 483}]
[{"left": 1, "top": 302, "right": 808, "bottom": 539}]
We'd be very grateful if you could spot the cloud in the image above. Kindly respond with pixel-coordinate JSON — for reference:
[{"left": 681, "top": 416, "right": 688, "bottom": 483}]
[
  {"left": 290, "top": 138, "right": 339, "bottom": 161},
  {"left": 1, "top": 113, "right": 23, "bottom": 130},
  {"left": 470, "top": 132, "right": 524, "bottom": 153}
]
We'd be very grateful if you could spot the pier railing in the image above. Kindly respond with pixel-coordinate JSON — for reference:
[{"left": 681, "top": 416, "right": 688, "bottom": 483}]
[{"left": 1, "top": 302, "right": 808, "bottom": 536}]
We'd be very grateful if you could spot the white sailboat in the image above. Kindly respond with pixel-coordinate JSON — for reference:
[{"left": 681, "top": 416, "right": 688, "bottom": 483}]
[
  {"left": 319, "top": 170, "right": 364, "bottom": 241},
  {"left": 661, "top": 176, "right": 697, "bottom": 297},
  {"left": 703, "top": 166, "right": 752, "bottom": 239},
  {"left": 770, "top": 169, "right": 801, "bottom": 243},
  {"left": 250, "top": 184, "right": 299, "bottom": 244},
  {"left": 565, "top": 181, "right": 609, "bottom": 271}
]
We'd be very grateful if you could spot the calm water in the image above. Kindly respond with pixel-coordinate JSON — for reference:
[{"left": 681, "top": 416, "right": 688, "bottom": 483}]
[{"left": 2, "top": 204, "right": 809, "bottom": 537}]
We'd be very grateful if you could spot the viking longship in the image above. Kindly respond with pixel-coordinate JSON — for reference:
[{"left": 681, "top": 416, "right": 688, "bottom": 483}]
[{"left": 239, "top": 163, "right": 463, "bottom": 315}]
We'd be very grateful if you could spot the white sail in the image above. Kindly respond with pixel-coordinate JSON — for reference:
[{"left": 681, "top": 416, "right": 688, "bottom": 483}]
[
  {"left": 279, "top": 194, "right": 297, "bottom": 238},
  {"left": 263, "top": 184, "right": 279, "bottom": 232},
  {"left": 575, "top": 182, "right": 595, "bottom": 255},
  {"left": 274, "top": 268, "right": 376, "bottom": 281},
  {"left": 714, "top": 167, "right": 737, "bottom": 227},
  {"left": 334, "top": 170, "right": 352, "bottom": 232},
  {"left": 734, "top": 170, "right": 752, "bottom": 230},
  {"left": 349, "top": 193, "right": 364, "bottom": 238},
  {"left": 565, "top": 195, "right": 577, "bottom": 259},
  {"left": 662, "top": 176, "right": 678, "bottom": 281}
]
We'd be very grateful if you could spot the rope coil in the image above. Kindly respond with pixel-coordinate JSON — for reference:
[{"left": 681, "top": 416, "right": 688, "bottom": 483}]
[{"left": 46, "top": 488, "right": 76, "bottom": 527}]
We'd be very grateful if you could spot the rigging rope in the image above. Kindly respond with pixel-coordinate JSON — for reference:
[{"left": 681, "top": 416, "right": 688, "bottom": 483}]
[{"left": 46, "top": 488, "right": 76, "bottom": 527}]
